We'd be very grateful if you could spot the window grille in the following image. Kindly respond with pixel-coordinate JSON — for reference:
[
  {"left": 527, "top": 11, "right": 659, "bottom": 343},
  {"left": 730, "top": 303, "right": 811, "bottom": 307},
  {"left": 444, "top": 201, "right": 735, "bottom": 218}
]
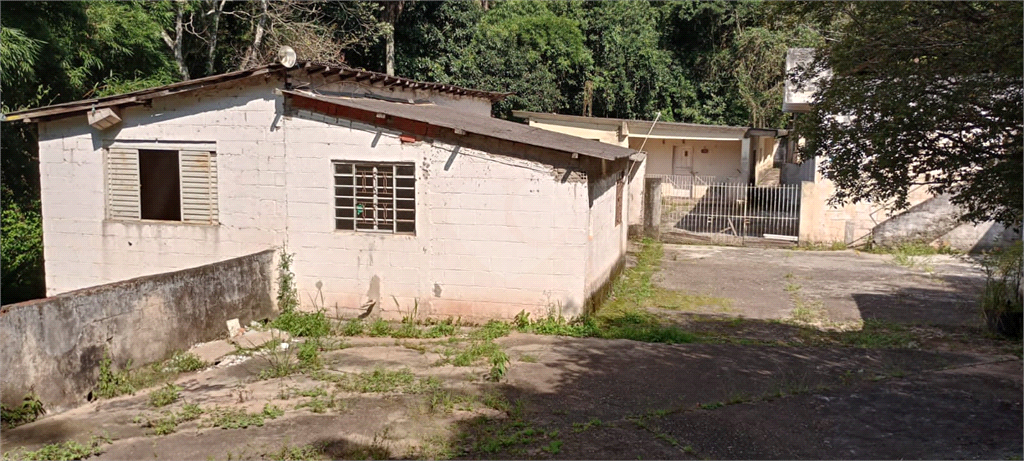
[{"left": 333, "top": 162, "right": 415, "bottom": 234}]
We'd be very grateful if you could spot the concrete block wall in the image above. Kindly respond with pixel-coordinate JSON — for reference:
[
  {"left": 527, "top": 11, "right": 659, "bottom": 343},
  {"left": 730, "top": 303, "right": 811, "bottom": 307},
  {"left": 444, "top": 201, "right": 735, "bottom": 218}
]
[
  {"left": 585, "top": 167, "right": 629, "bottom": 304},
  {"left": 38, "top": 81, "right": 289, "bottom": 295},
  {"left": 281, "top": 111, "right": 591, "bottom": 321},
  {"left": 0, "top": 250, "right": 275, "bottom": 415}
]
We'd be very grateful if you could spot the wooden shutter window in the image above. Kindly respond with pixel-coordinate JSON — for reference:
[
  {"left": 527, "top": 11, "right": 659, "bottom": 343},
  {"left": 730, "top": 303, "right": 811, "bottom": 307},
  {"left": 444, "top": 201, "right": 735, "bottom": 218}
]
[
  {"left": 107, "top": 148, "right": 141, "bottom": 220},
  {"left": 179, "top": 150, "right": 218, "bottom": 224}
]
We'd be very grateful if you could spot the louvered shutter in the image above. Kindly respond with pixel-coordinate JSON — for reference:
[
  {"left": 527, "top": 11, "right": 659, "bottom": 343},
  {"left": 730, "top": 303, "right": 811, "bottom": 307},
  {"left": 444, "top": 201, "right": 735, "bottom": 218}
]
[
  {"left": 179, "top": 150, "right": 218, "bottom": 224},
  {"left": 107, "top": 148, "right": 140, "bottom": 220}
]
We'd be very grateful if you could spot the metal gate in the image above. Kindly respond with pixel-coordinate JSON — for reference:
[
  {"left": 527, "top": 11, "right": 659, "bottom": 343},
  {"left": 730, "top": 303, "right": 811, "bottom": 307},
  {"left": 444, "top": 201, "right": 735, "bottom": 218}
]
[{"left": 655, "top": 176, "right": 800, "bottom": 245}]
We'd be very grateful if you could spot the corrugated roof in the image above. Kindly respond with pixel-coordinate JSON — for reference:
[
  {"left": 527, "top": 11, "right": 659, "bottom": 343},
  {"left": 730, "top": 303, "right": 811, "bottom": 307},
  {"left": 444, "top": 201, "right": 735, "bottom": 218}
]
[
  {"left": 284, "top": 90, "right": 638, "bottom": 161},
  {"left": 3, "top": 61, "right": 511, "bottom": 123}
]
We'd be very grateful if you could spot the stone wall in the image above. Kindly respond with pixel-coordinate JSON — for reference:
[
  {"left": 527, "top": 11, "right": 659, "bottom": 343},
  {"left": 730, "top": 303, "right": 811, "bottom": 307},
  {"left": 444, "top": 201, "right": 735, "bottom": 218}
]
[{"left": 0, "top": 250, "right": 275, "bottom": 414}]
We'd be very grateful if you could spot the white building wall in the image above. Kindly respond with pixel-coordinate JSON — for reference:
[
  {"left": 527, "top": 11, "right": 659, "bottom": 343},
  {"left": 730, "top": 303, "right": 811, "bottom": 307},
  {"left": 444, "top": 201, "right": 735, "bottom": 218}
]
[
  {"left": 527, "top": 120, "right": 624, "bottom": 146},
  {"left": 281, "top": 112, "right": 590, "bottom": 321},
  {"left": 584, "top": 171, "right": 628, "bottom": 303},
  {"left": 37, "top": 76, "right": 596, "bottom": 321},
  {"left": 38, "top": 81, "right": 288, "bottom": 295},
  {"left": 630, "top": 139, "right": 743, "bottom": 182}
]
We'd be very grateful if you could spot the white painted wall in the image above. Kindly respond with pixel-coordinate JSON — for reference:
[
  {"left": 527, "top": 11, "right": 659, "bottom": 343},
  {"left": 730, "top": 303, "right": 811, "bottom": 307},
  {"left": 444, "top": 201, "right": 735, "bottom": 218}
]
[
  {"left": 585, "top": 170, "right": 628, "bottom": 303},
  {"left": 282, "top": 110, "right": 590, "bottom": 320},
  {"left": 38, "top": 82, "right": 288, "bottom": 294},
  {"left": 629, "top": 138, "right": 743, "bottom": 182},
  {"left": 526, "top": 119, "right": 625, "bottom": 146},
  {"left": 37, "top": 76, "right": 602, "bottom": 321}
]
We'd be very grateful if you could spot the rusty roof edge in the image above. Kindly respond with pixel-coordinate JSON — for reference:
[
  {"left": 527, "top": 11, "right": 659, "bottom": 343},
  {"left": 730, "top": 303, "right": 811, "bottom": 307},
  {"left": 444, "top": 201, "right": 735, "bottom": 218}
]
[
  {"left": 4, "top": 65, "right": 285, "bottom": 121},
  {"left": 5, "top": 61, "right": 513, "bottom": 123}
]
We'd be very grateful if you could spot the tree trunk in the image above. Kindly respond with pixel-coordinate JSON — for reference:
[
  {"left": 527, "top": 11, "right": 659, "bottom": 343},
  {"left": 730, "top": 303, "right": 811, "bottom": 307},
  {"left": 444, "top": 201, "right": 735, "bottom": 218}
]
[
  {"left": 381, "top": 1, "right": 404, "bottom": 76},
  {"left": 240, "top": 0, "right": 269, "bottom": 70},
  {"left": 385, "top": 27, "right": 395, "bottom": 76},
  {"left": 161, "top": 0, "right": 190, "bottom": 80},
  {"left": 205, "top": 0, "right": 224, "bottom": 76}
]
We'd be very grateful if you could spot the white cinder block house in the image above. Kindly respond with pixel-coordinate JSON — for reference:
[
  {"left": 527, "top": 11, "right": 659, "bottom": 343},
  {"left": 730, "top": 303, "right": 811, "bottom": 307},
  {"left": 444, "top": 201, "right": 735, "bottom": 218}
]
[{"left": 5, "top": 63, "right": 644, "bottom": 320}]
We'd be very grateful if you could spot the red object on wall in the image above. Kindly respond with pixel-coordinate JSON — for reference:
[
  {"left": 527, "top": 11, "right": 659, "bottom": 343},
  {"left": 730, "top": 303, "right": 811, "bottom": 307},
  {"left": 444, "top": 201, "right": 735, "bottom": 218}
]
[{"left": 399, "top": 135, "right": 417, "bottom": 143}]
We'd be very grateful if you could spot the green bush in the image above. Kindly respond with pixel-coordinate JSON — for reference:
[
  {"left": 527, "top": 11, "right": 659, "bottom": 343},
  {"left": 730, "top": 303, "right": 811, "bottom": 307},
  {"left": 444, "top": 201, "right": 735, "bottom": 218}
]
[
  {"left": 0, "top": 198, "right": 44, "bottom": 304},
  {"left": 981, "top": 241, "right": 1023, "bottom": 314},
  {"left": 339, "top": 318, "right": 365, "bottom": 336},
  {"left": 273, "top": 309, "right": 331, "bottom": 338}
]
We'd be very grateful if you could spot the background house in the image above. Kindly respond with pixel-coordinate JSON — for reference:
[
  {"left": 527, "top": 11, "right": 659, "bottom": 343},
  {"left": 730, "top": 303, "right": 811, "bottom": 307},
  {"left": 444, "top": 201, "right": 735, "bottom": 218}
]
[
  {"left": 781, "top": 48, "right": 1019, "bottom": 250},
  {"left": 513, "top": 111, "right": 785, "bottom": 187},
  {"left": 6, "top": 63, "right": 642, "bottom": 321}
]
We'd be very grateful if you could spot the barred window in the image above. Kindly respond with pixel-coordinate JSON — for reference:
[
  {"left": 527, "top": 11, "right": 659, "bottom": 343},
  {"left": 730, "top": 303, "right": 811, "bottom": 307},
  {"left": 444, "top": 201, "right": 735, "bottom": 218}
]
[{"left": 334, "top": 162, "right": 416, "bottom": 234}]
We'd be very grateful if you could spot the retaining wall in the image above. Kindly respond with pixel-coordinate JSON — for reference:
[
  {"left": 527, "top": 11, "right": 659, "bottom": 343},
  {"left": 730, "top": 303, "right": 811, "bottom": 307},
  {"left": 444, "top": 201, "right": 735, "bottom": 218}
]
[{"left": 0, "top": 249, "right": 276, "bottom": 414}]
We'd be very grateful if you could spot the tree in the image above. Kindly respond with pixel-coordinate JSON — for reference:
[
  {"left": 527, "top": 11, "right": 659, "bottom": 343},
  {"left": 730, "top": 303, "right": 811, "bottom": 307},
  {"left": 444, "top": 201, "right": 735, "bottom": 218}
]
[
  {"left": 450, "top": 1, "right": 593, "bottom": 117},
  {"left": 789, "top": 2, "right": 1023, "bottom": 226}
]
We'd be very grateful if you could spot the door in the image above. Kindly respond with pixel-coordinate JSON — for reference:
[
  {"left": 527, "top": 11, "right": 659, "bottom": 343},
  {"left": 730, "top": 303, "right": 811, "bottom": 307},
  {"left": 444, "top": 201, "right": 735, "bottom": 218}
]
[{"left": 672, "top": 145, "right": 692, "bottom": 175}]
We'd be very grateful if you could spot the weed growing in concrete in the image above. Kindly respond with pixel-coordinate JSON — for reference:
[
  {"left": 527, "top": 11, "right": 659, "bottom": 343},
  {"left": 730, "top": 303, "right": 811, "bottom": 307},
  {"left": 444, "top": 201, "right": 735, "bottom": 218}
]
[
  {"left": 337, "top": 368, "right": 441, "bottom": 394},
  {"left": 257, "top": 332, "right": 299, "bottom": 380},
  {"left": 94, "top": 350, "right": 135, "bottom": 399},
  {"left": 541, "top": 440, "right": 562, "bottom": 454},
  {"left": 651, "top": 288, "right": 733, "bottom": 312},
  {"left": 139, "top": 404, "right": 203, "bottom": 436},
  {"left": 274, "top": 309, "right": 332, "bottom": 338},
  {"left": 368, "top": 318, "right": 393, "bottom": 337},
  {"left": 481, "top": 392, "right": 512, "bottom": 413},
  {"left": 266, "top": 442, "right": 326, "bottom": 461},
  {"left": 295, "top": 395, "right": 334, "bottom": 413},
  {"left": 276, "top": 249, "right": 300, "bottom": 313},
  {"left": 297, "top": 338, "right": 323, "bottom": 370},
  {"left": 424, "top": 388, "right": 474, "bottom": 414},
  {"left": 423, "top": 318, "right": 459, "bottom": 338},
  {"left": 470, "top": 320, "right": 512, "bottom": 340},
  {"left": 298, "top": 386, "right": 327, "bottom": 398},
  {"left": 339, "top": 318, "right": 365, "bottom": 336},
  {"left": 699, "top": 401, "right": 725, "bottom": 410},
  {"left": 519, "top": 354, "right": 538, "bottom": 363},
  {"left": 2, "top": 435, "right": 111, "bottom": 461},
  {"left": 572, "top": 417, "right": 604, "bottom": 433},
  {"left": 207, "top": 404, "right": 283, "bottom": 429},
  {"left": 835, "top": 319, "right": 917, "bottom": 348},
  {"left": 488, "top": 350, "right": 510, "bottom": 381},
  {"left": 164, "top": 351, "right": 206, "bottom": 373},
  {"left": 1, "top": 394, "right": 45, "bottom": 428},
  {"left": 148, "top": 383, "right": 182, "bottom": 408}
]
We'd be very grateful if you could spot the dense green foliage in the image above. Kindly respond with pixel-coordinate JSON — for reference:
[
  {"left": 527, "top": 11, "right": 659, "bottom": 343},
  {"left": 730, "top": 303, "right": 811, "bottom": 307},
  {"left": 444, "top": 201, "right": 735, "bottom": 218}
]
[{"left": 788, "top": 2, "right": 1023, "bottom": 226}]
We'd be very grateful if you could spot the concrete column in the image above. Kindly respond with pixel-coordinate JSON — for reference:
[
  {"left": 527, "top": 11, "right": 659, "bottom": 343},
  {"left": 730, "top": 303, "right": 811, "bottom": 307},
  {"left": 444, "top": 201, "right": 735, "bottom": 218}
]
[
  {"left": 740, "top": 137, "right": 751, "bottom": 184},
  {"left": 644, "top": 177, "right": 662, "bottom": 240}
]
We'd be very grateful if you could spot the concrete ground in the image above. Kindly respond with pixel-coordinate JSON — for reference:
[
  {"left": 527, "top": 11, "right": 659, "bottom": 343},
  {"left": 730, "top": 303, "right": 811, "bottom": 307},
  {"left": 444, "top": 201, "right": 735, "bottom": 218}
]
[{"left": 2, "top": 244, "right": 1020, "bottom": 460}]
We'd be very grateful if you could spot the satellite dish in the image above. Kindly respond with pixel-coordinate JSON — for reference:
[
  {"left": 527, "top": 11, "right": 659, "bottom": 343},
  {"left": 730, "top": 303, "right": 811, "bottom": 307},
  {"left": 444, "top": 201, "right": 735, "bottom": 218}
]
[{"left": 277, "top": 46, "right": 297, "bottom": 68}]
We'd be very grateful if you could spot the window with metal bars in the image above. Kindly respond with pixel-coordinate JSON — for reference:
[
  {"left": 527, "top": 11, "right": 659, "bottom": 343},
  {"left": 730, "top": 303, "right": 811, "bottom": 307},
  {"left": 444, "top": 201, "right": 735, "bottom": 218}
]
[{"left": 333, "top": 162, "right": 416, "bottom": 234}]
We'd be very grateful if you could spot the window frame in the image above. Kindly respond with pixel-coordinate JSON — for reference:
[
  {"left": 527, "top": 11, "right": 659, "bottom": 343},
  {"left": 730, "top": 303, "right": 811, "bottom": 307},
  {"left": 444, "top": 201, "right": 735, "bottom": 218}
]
[
  {"left": 332, "top": 161, "right": 416, "bottom": 235},
  {"left": 104, "top": 146, "right": 219, "bottom": 225}
]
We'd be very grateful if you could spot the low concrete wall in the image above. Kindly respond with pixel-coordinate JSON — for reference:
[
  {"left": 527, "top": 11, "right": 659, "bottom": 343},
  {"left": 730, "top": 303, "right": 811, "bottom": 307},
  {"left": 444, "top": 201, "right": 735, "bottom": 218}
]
[{"left": 0, "top": 250, "right": 276, "bottom": 414}]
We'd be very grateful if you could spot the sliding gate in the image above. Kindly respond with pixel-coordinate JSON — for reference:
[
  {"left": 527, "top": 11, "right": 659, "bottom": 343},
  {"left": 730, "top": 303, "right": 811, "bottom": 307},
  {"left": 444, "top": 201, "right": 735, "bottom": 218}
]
[{"left": 656, "top": 177, "right": 801, "bottom": 245}]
